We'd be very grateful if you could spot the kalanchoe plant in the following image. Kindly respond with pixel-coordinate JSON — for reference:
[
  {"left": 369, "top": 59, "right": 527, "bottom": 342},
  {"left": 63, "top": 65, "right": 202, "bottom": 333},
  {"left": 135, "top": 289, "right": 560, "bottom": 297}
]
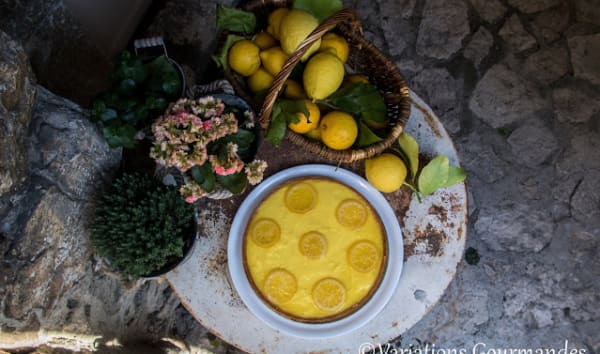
[
  {"left": 90, "top": 173, "right": 196, "bottom": 279},
  {"left": 91, "top": 50, "right": 183, "bottom": 148},
  {"left": 150, "top": 96, "right": 267, "bottom": 203}
]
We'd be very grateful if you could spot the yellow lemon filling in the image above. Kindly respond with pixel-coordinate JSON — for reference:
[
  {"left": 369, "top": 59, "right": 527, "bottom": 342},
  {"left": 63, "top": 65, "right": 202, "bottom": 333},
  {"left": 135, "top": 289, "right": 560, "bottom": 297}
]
[{"left": 244, "top": 177, "right": 386, "bottom": 321}]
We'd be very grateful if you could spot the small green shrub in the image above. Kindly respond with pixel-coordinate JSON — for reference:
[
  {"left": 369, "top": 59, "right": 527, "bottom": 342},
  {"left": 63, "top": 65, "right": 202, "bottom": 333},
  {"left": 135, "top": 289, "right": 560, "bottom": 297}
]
[{"left": 90, "top": 173, "right": 195, "bottom": 278}]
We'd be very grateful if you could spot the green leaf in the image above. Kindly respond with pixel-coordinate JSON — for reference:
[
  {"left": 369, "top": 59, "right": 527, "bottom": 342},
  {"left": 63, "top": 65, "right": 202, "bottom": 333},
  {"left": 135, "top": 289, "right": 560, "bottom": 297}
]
[
  {"left": 116, "top": 58, "right": 147, "bottom": 83},
  {"left": 417, "top": 155, "right": 449, "bottom": 196},
  {"left": 103, "top": 124, "right": 136, "bottom": 148},
  {"left": 398, "top": 132, "right": 419, "bottom": 180},
  {"left": 443, "top": 166, "right": 467, "bottom": 188},
  {"left": 355, "top": 120, "right": 383, "bottom": 148},
  {"left": 212, "top": 34, "right": 246, "bottom": 70},
  {"left": 465, "top": 247, "right": 480, "bottom": 265},
  {"left": 323, "top": 82, "right": 387, "bottom": 122},
  {"left": 191, "top": 163, "right": 216, "bottom": 193},
  {"left": 146, "top": 56, "right": 182, "bottom": 97},
  {"left": 145, "top": 96, "right": 167, "bottom": 111},
  {"left": 220, "top": 130, "right": 256, "bottom": 159},
  {"left": 118, "top": 79, "right": 136, "bottom": 95},
  {"left": 217, "top": 172, "right": 247, "bottom": 194},
  {"left": 216, "top": 5, "right": 256, "bottom": 34},
  {"left": 293, "top": 0, "right": 343, "bottom": 23},
  {"left": 265, "top": 100, "right": 308, "bottom": 146},
  {"left": 100, "top": 108, "right": 118, "bottom": 122},
  {"left": 91, "top": 100, "right": 106, "bottom": 122}
]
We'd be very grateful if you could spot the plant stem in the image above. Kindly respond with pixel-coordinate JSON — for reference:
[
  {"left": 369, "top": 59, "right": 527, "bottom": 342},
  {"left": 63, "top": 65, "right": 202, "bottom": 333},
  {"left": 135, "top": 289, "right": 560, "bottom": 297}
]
[{"left": 403, "top": 182, "right": 422, "bottom": 203}]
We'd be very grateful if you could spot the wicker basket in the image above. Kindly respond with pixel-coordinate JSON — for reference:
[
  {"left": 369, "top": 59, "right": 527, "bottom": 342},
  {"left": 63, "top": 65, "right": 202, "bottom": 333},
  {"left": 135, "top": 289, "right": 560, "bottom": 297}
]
[{"left": 224, "top": 0, "right": 411, "bottom": 163}]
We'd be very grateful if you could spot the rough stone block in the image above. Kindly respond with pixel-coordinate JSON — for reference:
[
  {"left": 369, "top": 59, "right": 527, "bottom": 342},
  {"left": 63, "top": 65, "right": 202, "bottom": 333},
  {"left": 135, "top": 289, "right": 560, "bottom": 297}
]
[
  {"left": 469, "top": 0, "right": 507, "bottom": 24},
  {"left": 568, "top": 33, "right": 600, "bottom": 86},
  {"left": 0, "top": 31, "right": 35, "bottom": 197},
  {"left": 416, "top": 0, "right": 470, "bottom": 59},
  {"left": 499, "top": 14, "right": 538, "bottom": 53},
  {"left": 469, "top": 64, "right": 547, "bottom": 128},
  {"left": 523, "top": 44, "right": 571, "bottom": 85}
]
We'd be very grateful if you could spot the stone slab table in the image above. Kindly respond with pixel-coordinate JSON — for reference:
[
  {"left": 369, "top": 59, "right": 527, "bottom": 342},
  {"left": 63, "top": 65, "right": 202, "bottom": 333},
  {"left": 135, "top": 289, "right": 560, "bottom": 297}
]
[{"left": 166, "top": 92, "right": 468, "bottom": 353}]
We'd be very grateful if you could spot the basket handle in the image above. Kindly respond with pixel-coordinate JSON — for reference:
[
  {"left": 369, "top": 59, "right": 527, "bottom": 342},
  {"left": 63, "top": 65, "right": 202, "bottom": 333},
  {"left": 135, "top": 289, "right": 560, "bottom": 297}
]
[{"left": 258, "top": 8, "right": 361, "bottom": 130}]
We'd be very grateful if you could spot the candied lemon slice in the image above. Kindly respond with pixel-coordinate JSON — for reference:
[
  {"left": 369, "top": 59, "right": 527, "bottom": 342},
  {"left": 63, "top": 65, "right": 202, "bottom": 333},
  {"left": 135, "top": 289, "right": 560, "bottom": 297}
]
[
  {"left": 284, "top": 182, "right": 317, "bottom": 213},
  {"left": 348, "top": 241, "right": 380, "bottom": 273},
  {"left": 336, "top": 199, "right": 367, "bottom": 229},
  {"left": 250, "top": 218, "right": 280, "bottom": 247},
  {"left": 312, "top": 278, "right": 346, "bottom": 312},
  {"left": 299, "top": 231, "right": 327, "bottom": 259},
  {"left": 263, "top": 269, "right": 297, "bottom": 304}
]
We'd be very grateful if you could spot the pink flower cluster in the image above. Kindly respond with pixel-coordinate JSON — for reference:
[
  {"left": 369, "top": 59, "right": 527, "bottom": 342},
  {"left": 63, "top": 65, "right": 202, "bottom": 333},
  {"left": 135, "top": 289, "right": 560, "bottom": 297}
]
[{"left": 150, "top": 97, "right": 267, "bottom": 202}]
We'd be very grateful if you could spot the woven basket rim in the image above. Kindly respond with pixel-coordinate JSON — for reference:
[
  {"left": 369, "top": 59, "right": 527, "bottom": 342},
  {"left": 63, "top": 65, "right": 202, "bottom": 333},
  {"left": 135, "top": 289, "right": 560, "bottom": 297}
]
[{"left": 227, "top": 1, "right": 411, "bottom": 163}]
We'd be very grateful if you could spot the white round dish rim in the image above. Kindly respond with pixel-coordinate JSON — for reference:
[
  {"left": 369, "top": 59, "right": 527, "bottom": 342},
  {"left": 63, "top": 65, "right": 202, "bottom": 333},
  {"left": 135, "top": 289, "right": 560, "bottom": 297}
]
[{"left": 227, "top": 164, "right": 404, "bottom": 339}]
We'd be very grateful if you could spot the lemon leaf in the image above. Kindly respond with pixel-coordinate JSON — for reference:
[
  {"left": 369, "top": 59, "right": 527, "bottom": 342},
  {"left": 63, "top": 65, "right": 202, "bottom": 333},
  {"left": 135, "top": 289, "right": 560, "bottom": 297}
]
[
  {"left": 266, "top": 100, "right": 308, "bottom": 146},
  {"left": 292, "top": 0, "right": 343, "bottom": 23},
  {"left": 211, "top": 34, "right": 245, "bottom": 70},
  {"left": 216, "top": 5, "right": 256, "bottom": 34},
  {"left": 397, "top": 132, "right": 419, "bottom": 181},
  {"left": 356, "top": 120, "right": 383, "bottom": 148},
  {"left": 323, "top": 82, "right": 387, "bottom": 122},
  {"left": 443, "top": 166, "right": 467, "bottom": 188},
  {"left": 417, "top": 155, "right": 449, "bottom": 196}
]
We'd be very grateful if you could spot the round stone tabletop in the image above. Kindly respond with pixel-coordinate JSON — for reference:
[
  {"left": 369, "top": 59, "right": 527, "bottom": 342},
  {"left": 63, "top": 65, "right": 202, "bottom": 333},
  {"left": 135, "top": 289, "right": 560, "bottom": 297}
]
[{"left": 166, "top": 92, "right": 468, "bottom": 353}]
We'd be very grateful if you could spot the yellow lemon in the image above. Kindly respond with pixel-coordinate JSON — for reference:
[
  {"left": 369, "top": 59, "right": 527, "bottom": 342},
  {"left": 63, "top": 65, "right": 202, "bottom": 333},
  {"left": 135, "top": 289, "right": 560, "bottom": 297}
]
[
  {"left": 259, "top": 46, "right": 289, "bottom": 76},
  {"left": 264, "top": 269, "right": 297, "bottom": 304},
  {"left": 344, "top": 74, "right": 370, "bottom": 86},
  {"left": 303, "top": 52, "right": 345, "bottom": 100},
  {"left": 336, "top": 199, "right": 367, "bottom": 229},
  {"left": 364, "top": 153, "right": 408, "bottom": 193},
  {"left": 267, "top": 7, "right": 289, "bottom": 39},
  {"left": 250, "top": 218, "right": 281, "bottom": 248},
  {"left": 347, "top": 241, "right": 380, "bottom": 273},
  {"left": 284, "top": 181, "right": 317, "bottom": 213},
  {"left": 247, "top": 67, "right": 274, "bottom": 93},
  {"left": 312, "top": 278, "right": 346, "bottom": 312},
  {"left": 254, "top": 31, "right": 277, "bottom": 50},
  {"left": 319, "top": 111, "right": 358, "bottom": 150},
  {"left": 319, "top": 32, "right": 350, "bottom": 63},
  {"left": 304, "top": 127, "right": 321, "bottom": 141},
  {"left": 228, "top": 39, "right": 261, "bottom": 77},
  {"left": 279, "top": 9, "right": 321, "bottom": 61},
  {"left": 299, "top": 231, "right": 327, "bottom": 259},
  {"left": 283, "top": 79, "right": 306, "bottom": 99},
  {"left": 288, "top": 100, "right": 320, "bottom": 134}
]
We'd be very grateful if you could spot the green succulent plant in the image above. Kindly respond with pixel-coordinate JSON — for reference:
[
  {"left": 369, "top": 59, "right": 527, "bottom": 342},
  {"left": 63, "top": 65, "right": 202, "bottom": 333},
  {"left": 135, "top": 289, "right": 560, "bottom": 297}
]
[{"left": 90, "top": 173, "right": 196, "bottom": 278}]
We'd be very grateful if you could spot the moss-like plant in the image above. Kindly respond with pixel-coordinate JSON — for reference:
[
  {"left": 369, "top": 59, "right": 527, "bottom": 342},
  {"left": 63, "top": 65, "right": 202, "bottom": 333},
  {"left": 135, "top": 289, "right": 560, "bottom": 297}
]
[{"left": 90, "top": 173, "right": 196, "bottom": 278}]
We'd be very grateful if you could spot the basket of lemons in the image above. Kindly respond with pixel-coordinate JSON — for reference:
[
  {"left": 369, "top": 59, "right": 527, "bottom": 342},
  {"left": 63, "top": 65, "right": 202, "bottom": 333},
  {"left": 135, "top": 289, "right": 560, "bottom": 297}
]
[{"left": 213, "top": 0, "right": 411, "bottom": 163}]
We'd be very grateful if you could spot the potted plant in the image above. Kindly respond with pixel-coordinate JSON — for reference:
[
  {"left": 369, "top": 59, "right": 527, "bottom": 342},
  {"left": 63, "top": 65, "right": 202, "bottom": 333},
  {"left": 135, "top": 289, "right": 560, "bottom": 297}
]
[
  {"left": 90, "top": 173, "right": 196, "bottom": 279},
  {"left": 150, "top": 95, "right": 267, "bottom": 203},
  {"left": 90, "top": 50, "right": 184, "bottom": 149}
]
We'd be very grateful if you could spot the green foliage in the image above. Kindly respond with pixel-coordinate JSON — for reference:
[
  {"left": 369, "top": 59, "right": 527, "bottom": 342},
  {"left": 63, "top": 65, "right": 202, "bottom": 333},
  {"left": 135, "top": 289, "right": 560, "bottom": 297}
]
[
  {"left": 316, "top": 82, "right": 388, "bottom": 148},
  {"left": 321, "top": 82, "right": 387, "bottom": 123},
  {"left": 266, "top": 99, "right": 308, "bottom": 146},
  {"left": 91, "top": 51, "right": 182, "bottom": 149},
  {"left": 292, "top": 0, "right": 343, "bottom": 23},
  {"left": 216, "top": 5, "right": 256, "bottom": 34},
  {"left": 90, "top": 173, "right": 195, "bottom": 278},
  {"left": 465, "top": 247, "right": 480, "bottom": 265},
  {"left": 212, "top": 34, "right": 245, "bottom": 70},
  {"left": 392, "top": 132, "right": 467, "bottom": 202}
]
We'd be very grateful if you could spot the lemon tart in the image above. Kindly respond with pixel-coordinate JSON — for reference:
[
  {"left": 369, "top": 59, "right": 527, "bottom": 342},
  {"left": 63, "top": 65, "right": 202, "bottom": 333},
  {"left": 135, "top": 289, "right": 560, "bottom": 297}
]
[{"left": 243, "top": 177, "right": 387, "bottom": 322}]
